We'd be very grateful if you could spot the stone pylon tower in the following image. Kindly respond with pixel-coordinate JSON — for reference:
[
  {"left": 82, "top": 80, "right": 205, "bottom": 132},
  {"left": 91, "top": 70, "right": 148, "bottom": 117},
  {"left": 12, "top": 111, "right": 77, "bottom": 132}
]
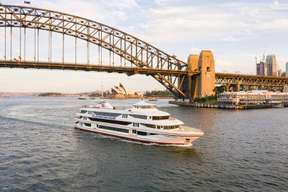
[
  {"left": 197, "top": 50, "right": 216, "bottom": 98},
  {"left": 185, "top": 50, "right": 216, "bottom": 101},
  {"left": 187, "top": 54, "right": 199, "bottom": 100}
]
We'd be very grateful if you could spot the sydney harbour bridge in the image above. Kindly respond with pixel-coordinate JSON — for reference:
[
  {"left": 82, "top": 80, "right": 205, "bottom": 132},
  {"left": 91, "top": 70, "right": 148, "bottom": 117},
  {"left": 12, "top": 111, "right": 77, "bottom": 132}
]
[{"left": 0, "top": 4, "right": 287, "bottom": 101}]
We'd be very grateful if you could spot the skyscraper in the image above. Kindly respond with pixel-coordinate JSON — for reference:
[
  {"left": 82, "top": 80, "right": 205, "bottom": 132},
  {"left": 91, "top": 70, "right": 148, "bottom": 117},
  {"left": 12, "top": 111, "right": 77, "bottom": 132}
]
[
  {"left": 286, "top": 62, "right": 288, "bottom": 77},
  {"left": 266, "top": 55, "right": 278, "bottom": 76},
  {"left": 256, "top": 61, "right": 268, "bottom": 76}
]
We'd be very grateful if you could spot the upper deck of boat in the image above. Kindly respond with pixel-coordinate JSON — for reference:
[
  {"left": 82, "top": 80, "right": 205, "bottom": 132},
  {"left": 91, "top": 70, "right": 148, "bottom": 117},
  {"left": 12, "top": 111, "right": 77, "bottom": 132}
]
[{"left": 80, "top": 101, "right": 170, "bottom": 116}]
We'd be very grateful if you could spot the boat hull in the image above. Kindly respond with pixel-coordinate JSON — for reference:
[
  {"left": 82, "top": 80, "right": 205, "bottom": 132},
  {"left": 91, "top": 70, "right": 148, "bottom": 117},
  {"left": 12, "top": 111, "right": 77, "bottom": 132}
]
[{"left": 74, "top": 124, "right": 200, "bottom": 147}]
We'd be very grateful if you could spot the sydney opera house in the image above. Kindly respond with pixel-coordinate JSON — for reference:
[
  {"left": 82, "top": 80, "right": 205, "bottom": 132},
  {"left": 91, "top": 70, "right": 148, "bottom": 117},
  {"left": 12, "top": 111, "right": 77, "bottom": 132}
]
[{"left": 110, "top": 83, "right": 143, "bottom": 99}]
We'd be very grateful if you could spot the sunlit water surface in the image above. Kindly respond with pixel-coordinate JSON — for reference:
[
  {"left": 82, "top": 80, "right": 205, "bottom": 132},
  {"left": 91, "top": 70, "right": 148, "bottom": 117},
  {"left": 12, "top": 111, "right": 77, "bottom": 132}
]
[{"left": 0, "top": 97, "right": 287, "bottom": 192}]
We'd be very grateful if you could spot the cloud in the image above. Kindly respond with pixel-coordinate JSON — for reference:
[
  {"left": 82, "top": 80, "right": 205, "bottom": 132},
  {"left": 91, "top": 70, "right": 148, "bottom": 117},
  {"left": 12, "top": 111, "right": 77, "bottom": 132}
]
[{"left": 138, "top": 1, "right": 288, "bottom": 45}]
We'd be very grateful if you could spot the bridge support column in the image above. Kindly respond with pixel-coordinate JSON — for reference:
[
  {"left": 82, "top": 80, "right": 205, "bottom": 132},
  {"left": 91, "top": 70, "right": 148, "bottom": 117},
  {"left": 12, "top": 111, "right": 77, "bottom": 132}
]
[
  {"left": 187, "top": 54, "right": 199, "bottom": 101},
  {"left": 185, "top": 50, "right": 216, "bottom": 101},
  {"left": 197, "top": 50, "right": 216, "bottom": 98},
  {"left": 225, "top": 84, "right": 230, "bottom": 92},
  {"left": 236, "top": 83, "right": 241, "bottom": 92}
]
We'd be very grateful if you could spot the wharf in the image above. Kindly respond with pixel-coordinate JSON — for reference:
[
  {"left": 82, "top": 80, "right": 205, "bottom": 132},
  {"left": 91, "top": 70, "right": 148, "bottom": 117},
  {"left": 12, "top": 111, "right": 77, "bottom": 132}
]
[{"left": 169, "top": 101, "right": 287, "bottom": 110}]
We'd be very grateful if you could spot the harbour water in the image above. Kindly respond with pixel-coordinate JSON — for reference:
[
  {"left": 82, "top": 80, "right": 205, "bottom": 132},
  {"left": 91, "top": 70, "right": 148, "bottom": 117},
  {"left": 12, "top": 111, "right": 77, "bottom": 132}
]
[{"left": 0, "top": 97, "right": 287, "bottom": 192}]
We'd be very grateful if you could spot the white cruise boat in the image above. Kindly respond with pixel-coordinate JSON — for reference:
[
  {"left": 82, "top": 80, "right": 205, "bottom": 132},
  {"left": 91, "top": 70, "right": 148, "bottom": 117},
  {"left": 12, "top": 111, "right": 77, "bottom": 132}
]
[{"left": 74, "top": 101, "right": 204, "bottom": 147}]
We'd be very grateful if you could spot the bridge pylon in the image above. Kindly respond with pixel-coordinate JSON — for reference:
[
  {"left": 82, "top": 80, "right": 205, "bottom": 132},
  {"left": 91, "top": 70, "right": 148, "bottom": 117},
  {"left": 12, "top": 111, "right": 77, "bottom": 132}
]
[
  {"left": 187, "top": 54, "right": 199, "bottom": 101},
  {"left": 185, "top": 50, "right": 216, "bottom": 101}
]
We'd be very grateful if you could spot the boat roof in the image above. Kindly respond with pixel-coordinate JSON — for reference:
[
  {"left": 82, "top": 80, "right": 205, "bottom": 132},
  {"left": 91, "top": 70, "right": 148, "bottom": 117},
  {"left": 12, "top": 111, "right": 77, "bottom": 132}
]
[
  {"left": 132, "top": 101, "right": 156, "bottom": 107},
  {"left": 81, "top": 101, "right": 114, "bottom": 109}
]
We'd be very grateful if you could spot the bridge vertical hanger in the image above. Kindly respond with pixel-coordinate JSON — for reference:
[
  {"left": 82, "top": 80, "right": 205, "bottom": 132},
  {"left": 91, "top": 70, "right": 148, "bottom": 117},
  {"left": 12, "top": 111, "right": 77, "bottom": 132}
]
[
  {"left": 24, "top": 27, "right": 26, "bottom": 61},
  {"left": 87, "top": 21, "right": 90, "bottom": 65},
  {"left": 48, "top": 30, "right": 52, "bottom": 62},
  {"left": 74, "top": 22, "right": 77, "bottom": 64},
  {"left": 48, "top": 11, "right": 52, "bottom": 63},
  {"left": 62, "top": 14, "right": 65, "bottom": 64},
  {"left": 37, "top": 28, "right": 39, "bottom": 62},
  {"left": 4, "top": 8, "right": 6, "bottom": 61},
  {"left": 10, "top": 12, "right": 12, "bottom": 61},
  {"left": 33, "top": 28, "right": 36, "bottom": 61},
  {"left": 109, "top": 34, "right": 111, "bottom": 66},
  {"left": 112, "top": 34, "right": 115, "bottom": 66}
]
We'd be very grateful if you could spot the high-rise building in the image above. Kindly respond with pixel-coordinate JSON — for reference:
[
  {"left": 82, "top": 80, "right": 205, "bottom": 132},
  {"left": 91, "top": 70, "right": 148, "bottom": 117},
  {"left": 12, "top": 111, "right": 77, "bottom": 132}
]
[
  {"left": 256, "top": 61, "right": 268, "bottom": 76},
  {"left": 266, "top": 55, "right": 278, "bottom": 76},
  {"left": 286, "top": 62, "right": 288, "bottom": 77}
]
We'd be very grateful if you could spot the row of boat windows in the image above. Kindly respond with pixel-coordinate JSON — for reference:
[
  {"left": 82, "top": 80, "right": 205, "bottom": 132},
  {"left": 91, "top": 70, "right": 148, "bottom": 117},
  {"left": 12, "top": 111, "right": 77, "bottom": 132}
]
[
  {"left": 82, "top": 117, "right": 179, "bottom": 130},
  {"left": 132, "top": 130, "right": 157, "bottom": 136},
  {"left": 80, "top": 123, "right": 157, "bottom": 136},
  {"left": 98, "top": 125, "right": 129, "bottom": 133},
  {"left": 123, "top": 114, "right": 170, "bottom": 120},
  {"left": 141, "top": 123, "right": 180, "bottom": 129},
  {"left": 80, "top": 110, "right": 169, "bottom": 120},
  {"left": 88, "top": 117, "right": 131, "bottom": 125}
]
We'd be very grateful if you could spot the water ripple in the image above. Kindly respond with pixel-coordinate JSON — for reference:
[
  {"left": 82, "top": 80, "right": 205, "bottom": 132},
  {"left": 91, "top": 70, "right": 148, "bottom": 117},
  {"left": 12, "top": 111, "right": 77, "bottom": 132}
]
[{"left": 0, "top": 97, "right": 287, "bottom": 192}]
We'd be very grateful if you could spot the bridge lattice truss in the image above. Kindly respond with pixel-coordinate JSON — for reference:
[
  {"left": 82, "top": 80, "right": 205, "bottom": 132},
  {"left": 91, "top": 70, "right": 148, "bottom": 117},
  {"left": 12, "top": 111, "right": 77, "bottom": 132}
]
[
  {"left": 0, "top": 4, "right": 188, "bottom": 97},
  {"left": 216, "top": 73, "right": 288, "bottom": 89}
]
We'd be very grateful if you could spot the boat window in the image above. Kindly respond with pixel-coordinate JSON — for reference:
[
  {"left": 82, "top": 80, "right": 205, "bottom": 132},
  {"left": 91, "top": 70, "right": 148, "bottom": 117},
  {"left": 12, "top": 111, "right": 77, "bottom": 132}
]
[
  {"left": 132, "top": 130, "right": 137, "bottom": 134},
  {"left": 88, "top": 117, "right": 131, "bottom": 125},
  {"left": 122, "top": 114, "right": 128, "bottom": 118},
  {"left": 141, "top": 123, "right": 156, "bottom": 128},
  {"left": 149, "top": 133, "right": 158, "bottom": 136},
  {"left": 80, "top": 110, "right": 87, "bottom": 113},
  {"left": 84, "top": 123, "right": 91, "bottom": 127},
  {"left": 134, "top": 105, "right": 154, "bottom": 109},
  {"left": 152, "top": 116, "right": 170, "bottom": 120},
  {"left": 137, "top": 131, "right": 147, "bottom": 136},
  {"left": 98, "top": 125, "right": 129, "bottom": 133},
  {"left": 133, "top": 123, "right": 139, "bottom": 127},
  {"left": 93, "top": 112, "right": 120, "bottom": 117},
  {"left": 163, "top": 125, "right": 180, "bottom": 129},
  {"left": 130, "top": 114, "right": 147, "bottom": 119}
]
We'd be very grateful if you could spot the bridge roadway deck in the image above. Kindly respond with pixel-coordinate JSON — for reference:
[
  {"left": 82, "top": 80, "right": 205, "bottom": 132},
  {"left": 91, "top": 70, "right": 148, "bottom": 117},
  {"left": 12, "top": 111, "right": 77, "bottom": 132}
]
[
  {"left": 0, "top": 60, "right": 188, "bottom": 76},
  {"left": 1, "top": 60, "right": 287, "bottom": 85}
]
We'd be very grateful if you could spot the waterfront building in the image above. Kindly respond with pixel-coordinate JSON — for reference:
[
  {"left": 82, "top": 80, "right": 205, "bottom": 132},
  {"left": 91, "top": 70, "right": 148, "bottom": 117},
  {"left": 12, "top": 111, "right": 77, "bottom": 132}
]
[
  {"left": 111, "top": 83, "right": 143, "bottom": 99},
  {"left": 218, "top": 90, "right": 288, "bottom": 106}
]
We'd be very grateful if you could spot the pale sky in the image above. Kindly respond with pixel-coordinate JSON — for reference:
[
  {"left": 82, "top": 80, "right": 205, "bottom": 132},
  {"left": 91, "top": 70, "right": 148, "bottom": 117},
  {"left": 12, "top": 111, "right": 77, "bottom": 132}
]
[{"left": 0, "top": 0, "right": 288, "bottom": 93}]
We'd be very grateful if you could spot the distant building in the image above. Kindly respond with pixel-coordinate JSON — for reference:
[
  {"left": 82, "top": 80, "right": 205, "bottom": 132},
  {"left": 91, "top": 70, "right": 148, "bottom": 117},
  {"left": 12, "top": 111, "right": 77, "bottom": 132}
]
[
  {"left": 278, "top": 69, "right": 282, "bottom": 77},
  {"left": 256, "top": 54, "right": 279, "bottom": 76},
  {"left": 256, "top": 61, "right": 268, "bottom": 76},
  {"left": 111, "top": 83, "right": 142, "bottom": 99},
  {"left": 286, "top": 62, "right": 288, "bottom": 77},
  {"left": 266, "top": 55, "right": 278, "bottom": 76}
]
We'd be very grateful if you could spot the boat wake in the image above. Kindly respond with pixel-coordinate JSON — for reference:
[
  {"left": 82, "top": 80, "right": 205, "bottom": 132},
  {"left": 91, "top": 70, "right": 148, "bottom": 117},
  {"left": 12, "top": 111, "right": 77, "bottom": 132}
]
[{"left": 0, "top": 105, "right": 73, "bottom": 128}]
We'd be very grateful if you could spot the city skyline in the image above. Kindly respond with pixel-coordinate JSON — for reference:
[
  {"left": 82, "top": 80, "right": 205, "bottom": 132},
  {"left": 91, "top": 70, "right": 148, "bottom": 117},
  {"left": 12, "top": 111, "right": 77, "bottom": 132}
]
[{"left": 0, "top": 0, "right": 288, "bottom": 92}]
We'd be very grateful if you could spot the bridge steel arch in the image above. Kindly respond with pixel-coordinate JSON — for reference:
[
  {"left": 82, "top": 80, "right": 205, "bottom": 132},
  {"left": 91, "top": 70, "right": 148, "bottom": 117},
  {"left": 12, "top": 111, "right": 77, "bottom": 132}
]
[{"left": 0, "top": 4, "right": 189, "bottom": 98}]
